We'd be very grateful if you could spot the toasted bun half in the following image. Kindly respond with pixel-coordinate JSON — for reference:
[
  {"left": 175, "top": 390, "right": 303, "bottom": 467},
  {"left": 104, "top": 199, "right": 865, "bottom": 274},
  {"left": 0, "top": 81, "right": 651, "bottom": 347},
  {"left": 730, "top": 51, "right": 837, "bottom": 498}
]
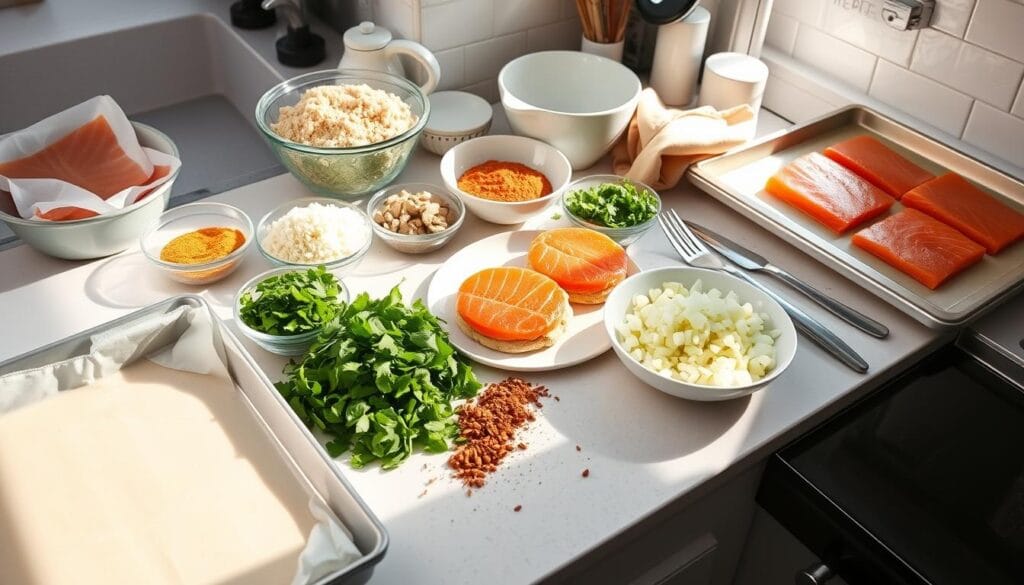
[
  {"left": 566, "top": 274, "right": 624, "bottom": 304},
  {"left": 456, "top": 297, "right": 572, "bottom": 354}
]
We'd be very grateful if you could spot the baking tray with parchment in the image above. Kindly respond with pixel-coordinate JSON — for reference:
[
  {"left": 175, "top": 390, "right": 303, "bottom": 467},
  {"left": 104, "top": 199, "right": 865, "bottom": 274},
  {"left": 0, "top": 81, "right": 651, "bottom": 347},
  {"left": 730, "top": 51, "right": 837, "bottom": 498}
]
[
  {"left": 0, "top": 296, "right": 388, "bottom": 584},
  {"left": 687, "top": 105, "right": 1024, "bottom": 329}
]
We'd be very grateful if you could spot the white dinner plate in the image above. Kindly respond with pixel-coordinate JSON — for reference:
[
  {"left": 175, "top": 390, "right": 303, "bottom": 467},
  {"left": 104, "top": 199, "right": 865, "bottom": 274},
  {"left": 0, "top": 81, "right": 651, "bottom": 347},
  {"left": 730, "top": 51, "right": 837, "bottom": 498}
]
[{"left": 427, "top": 230, "right": 637, "bottom": 372}]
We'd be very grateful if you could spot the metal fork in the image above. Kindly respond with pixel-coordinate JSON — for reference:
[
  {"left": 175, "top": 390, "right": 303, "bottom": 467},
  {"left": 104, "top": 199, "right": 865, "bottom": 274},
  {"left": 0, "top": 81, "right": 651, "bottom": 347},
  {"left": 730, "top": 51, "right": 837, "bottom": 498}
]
[{"left": 658, "top": 209, "right": 869, "bottom": 374}]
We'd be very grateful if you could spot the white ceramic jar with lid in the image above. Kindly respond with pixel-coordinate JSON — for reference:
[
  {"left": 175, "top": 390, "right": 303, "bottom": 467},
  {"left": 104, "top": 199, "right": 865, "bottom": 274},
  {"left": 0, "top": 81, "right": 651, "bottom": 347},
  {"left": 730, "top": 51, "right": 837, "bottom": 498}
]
[
  {"left": 338, "top": 21, "right": 440, "bottom": 95},
  {"left": 420, "top": 91, "right": 493, "bottom": 156},
  {"left": 697, "top": 52, "right": 769, "bottom": 113}
]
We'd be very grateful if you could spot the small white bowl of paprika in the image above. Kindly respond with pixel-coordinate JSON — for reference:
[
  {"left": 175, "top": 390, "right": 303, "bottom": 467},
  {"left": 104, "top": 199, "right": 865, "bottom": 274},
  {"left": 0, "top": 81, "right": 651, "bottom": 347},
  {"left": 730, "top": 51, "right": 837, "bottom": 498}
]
[{"left": 439, "top": 134, "right": 571, "bottom": 225}]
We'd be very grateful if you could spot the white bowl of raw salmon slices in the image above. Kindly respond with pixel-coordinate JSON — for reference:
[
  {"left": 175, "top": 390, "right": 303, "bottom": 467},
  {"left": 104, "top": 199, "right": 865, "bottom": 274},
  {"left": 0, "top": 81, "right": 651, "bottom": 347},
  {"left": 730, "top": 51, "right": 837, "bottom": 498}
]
[{"left": 0, "top": 122, "right": 178, "bottom": 260}]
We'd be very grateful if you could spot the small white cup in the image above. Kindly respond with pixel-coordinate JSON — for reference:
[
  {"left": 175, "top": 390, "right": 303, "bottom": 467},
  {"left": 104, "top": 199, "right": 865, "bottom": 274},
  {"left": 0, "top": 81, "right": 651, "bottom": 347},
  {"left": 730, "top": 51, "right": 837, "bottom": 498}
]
[
  {"left": 580, "top": 36, "right": 625, "bottom": 62},
  {"left": 697, "top": 52, "right": 769, "bottom": 113}
]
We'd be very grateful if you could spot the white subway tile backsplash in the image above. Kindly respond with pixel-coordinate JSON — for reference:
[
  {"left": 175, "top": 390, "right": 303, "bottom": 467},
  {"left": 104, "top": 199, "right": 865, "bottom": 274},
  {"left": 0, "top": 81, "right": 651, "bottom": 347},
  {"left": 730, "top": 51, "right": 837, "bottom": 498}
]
[
  {"left": 1012, "top": 81, "right": 1024, "bottom": 118},
  {"left": 931, "top": 0, "right": 977, "bottom": 37},
  {"left": 820, "top": 2, "right": 919, "bottom": 65},
  {"left": 416, "top": 0, "right": 581, "bottom": 99},
  {"left": 793, "top": 26, "right": 878, "bottom": 92},
  {"left": 374, "top": 0, "right": 417, "bottom": 41},
  {"left": 433, "top": 47, "right": 465, "bottom": 91},
  {"left": 765, "top": 13, "right": 799, "bottom": 55},
  {"left": 962, "top": 101, "right": 1024, "bottom": 167},
  {"left": 911, "top": 29, "right": 1024, "bottom": 110},
  {"left": 421, "top": 0, "right": 494, "bottom": 52},
  {"left": 463, "top": 77, "right": 499, "bottom": 104},
  {"left": 966, "top": 0, "right": 1024, "bottom": 62},
  {"left": 772, "top": 0, "right": 824, "bottom": 26},
  {"left": 769, "top": 0, "right": 1024, "bottom": 167},
  {"left": 494, "top": 0, "right": 562, "bottom": 36},
  {"left": 869, "top": 60, "right": 973, "bottom": 136},
  {"left": 761, "top": 75, "right": 838, "bottom": 122},
  {"left": 464, "top": 33, "right": 527, "bottom": 85},
  {"left": 526, "top": 19, "right": 582, "bottom": 52}
]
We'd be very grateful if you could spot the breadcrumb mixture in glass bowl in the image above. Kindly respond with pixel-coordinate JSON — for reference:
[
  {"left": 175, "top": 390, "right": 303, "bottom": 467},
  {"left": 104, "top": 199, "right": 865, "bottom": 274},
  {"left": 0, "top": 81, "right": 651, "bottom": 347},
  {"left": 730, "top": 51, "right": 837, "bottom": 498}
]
[{"left": 256, "top": 69, "right": 429, "bottom": 199}]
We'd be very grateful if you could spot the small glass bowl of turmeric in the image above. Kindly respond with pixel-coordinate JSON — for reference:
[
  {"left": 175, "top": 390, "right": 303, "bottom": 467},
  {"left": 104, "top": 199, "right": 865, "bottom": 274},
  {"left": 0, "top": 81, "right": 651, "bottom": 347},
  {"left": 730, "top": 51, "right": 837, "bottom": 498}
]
[{"left": 140, "top": 202, "right": 254, "bottom": 285}]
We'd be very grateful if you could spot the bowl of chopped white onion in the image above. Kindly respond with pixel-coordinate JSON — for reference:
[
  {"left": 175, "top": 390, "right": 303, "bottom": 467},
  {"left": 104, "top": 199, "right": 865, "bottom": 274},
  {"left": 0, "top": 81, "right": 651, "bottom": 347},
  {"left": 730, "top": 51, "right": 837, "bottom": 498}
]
[{"left": 604, "top": 266, "right": 797, "bottom": 401}]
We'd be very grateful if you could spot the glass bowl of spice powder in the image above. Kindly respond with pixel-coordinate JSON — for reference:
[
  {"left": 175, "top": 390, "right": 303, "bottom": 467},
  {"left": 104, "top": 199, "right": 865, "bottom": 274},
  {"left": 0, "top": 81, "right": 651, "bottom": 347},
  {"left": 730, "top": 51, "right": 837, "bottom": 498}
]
[
  {"left": 440, "top": 135, "right": 571, "bottom": 225},
  {"left": 140, "top": 202, "right": 254, "bottom": 285}
]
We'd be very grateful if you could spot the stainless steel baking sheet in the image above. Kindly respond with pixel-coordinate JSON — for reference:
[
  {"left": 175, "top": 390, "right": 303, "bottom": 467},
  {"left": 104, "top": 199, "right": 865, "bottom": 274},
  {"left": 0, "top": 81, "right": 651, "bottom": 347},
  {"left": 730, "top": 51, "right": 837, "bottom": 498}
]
[
  {"left": 0, "top": 296, "right": 387, "bottom": 585},
  {"left": 687, "top": 105, "right": 1024, "bottom": 328}
]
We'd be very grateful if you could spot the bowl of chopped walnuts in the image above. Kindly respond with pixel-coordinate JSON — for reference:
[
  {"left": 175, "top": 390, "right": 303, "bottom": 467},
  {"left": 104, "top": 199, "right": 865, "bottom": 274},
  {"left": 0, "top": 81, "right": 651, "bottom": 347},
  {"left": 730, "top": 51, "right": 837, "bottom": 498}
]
[{"left": 367, "top": 183, "right": 465, "bottom": 254}]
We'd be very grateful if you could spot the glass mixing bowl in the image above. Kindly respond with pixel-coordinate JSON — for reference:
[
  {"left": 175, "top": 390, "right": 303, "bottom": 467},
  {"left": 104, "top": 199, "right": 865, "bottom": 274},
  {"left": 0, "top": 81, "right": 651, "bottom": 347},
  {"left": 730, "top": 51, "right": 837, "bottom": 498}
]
[{"left": 255, "top": 69, "right": 429, "bottom": 199}]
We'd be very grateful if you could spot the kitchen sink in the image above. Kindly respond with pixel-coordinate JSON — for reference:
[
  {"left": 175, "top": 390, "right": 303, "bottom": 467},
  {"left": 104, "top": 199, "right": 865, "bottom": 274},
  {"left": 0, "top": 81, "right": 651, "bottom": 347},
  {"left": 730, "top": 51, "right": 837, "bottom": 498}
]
[{"left": 0, "top": 13, "right": 286, "bottom": 244}]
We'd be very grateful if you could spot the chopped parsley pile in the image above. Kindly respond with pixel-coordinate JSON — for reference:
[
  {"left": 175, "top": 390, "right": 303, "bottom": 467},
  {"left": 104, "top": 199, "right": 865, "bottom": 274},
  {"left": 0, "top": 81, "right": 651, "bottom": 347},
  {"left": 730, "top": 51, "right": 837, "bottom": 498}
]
[
  {"left": 564, "top": 180, "right": 659, "bottom": 228},
  {"left": 276, "top": 285, "right": 481, "bottom": 469}
]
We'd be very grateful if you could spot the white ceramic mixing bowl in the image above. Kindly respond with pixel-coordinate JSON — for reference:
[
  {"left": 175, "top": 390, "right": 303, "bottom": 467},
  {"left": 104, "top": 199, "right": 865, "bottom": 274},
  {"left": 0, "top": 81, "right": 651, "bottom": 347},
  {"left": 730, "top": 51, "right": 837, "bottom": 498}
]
[
  {"left": 498, "top": 51, "right": 642, "bottom": 170},
  {"left": 0, "top": 122, "right": 177, "bottom": 260},
  {"left": 439, "top": 134, "right": 571, "bottom": 225},
  {"left": 604, "top": 266, "right": 797, "bottom": 401}
]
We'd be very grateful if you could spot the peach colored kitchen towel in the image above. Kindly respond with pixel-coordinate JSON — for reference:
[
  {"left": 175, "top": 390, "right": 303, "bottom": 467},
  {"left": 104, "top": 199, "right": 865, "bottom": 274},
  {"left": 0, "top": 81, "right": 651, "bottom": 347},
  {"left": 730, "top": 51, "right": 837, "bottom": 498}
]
[{"left": 612, "top": 88, "right": 755, "bottom": 190}]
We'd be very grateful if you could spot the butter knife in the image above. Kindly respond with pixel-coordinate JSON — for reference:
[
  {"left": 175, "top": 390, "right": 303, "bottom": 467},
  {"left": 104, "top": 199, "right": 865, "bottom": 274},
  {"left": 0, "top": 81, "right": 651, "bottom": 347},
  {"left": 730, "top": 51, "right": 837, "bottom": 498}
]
[{"left": 688, "top": 223, "right": 889, "bottom": 339}]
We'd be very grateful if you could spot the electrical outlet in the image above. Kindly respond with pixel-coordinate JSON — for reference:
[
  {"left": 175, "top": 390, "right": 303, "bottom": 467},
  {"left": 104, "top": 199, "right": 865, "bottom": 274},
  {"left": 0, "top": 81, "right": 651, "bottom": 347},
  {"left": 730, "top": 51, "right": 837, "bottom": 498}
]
[{"left": 881, "top": 0, "right": 935, "bottom": 30}]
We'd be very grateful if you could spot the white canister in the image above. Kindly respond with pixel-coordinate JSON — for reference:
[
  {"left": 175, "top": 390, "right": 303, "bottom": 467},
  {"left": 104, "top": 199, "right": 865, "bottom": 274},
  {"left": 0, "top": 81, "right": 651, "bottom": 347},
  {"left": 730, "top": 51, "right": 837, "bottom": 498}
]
[
  {"left": 649, "top": 6, "right": 711, "bottom": 107},
  {"left": 697, "top": 52, "right": 769, "bottom": 113},
  {"left": 581, "top": 37, "right": 625, "bottom": 62}
]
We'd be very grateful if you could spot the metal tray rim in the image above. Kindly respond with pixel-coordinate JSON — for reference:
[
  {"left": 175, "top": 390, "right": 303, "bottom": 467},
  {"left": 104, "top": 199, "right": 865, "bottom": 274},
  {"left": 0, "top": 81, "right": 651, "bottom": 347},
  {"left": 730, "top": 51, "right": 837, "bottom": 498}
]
[
  {"left": 687, "top": 105, "right": 1024, "bottom": 328},
  {"left": 0, "top": 295, "right": 389, "bottom": 584}
]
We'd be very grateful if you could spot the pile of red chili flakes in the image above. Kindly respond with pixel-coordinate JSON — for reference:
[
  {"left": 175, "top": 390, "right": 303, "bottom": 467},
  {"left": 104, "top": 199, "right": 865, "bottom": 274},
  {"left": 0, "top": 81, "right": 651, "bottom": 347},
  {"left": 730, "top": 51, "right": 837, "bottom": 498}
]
[{"left": 448, "top": 377, "right": 548, "bottom": 488}]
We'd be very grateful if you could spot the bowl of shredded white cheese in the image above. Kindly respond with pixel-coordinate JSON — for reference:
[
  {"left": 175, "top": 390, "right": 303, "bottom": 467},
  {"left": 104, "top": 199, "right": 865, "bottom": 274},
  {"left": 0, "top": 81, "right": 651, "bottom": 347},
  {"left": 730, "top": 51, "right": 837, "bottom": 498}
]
[
  {"left": 604, "top": 266, "right": 797, "bottom": 401},
  {"left": 256, "top": 198, "right": 373, "bottom": 272}
]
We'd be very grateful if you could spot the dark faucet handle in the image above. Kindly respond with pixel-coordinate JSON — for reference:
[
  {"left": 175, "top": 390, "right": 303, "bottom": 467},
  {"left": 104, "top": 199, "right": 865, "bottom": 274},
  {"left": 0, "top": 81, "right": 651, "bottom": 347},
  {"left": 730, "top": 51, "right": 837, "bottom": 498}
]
[
  {"left": 230, "top": 0, "right": 276, "bottom": 29},
  {"left": 262, "top": 0, "right": 326, "bottom": 67},
  {"left": 276, "top": 24, "right": 326, "bottom": 67}
]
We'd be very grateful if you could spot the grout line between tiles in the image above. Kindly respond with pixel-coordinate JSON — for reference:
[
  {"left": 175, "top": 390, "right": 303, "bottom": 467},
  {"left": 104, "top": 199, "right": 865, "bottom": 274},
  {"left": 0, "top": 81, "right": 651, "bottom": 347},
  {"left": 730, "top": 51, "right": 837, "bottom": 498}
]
[
  {"left": 411, "top": 0, "right": 422, "bottom": 41},
  {"left": 960, "top": 99, "right": 979, "bottom": 138}
]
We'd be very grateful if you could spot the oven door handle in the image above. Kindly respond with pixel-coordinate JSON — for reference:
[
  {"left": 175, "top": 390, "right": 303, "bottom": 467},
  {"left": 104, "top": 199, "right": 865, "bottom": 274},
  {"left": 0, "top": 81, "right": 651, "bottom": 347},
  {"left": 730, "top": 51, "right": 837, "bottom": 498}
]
[{"left": 796, "top": 562, "right": 835, "bottom": 585}]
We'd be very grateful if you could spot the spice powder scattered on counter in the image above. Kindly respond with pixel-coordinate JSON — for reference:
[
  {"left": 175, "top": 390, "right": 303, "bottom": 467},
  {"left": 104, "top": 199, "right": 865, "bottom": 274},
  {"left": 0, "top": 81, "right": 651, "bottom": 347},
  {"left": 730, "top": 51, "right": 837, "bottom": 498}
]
[
  {"left": 160, "top": 227, "right": 245, "bottom": 264},
  {"left": 449, "top": 377, "right": 549, "bottom": 489},
  {"left": 457, "top": 160, "right": 552, "bottom": 202}
]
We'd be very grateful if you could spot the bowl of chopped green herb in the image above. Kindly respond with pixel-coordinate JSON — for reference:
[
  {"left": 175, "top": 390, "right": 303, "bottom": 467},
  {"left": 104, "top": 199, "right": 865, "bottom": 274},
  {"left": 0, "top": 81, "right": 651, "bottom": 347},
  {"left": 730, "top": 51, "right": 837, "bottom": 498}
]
[
  {"left": 234, "top": 266, "right": 349, "bottom": 356},
  {"left": 561, "top": 175, "right": 661, "bottom": 246},
  {"left": 275, "top": 284, "right": 482, "bottom": 469}
]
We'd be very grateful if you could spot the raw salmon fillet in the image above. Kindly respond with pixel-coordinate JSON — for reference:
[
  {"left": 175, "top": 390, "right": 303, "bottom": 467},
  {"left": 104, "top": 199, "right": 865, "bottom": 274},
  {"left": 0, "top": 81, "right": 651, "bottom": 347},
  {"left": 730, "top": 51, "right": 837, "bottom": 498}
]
[
  {"left": 0, "top": 115, "right": 150, "bottom": 199},
  {"left": 902, "top": 173, "right": 1024, "bottom": 254},
  {"left": 766, "top": 152, "right": 895, "bottom": 233},
  {"left": 31, "top": 164, "right": 171, "bottom": 221},
  {"left": 457, "top": 267, "right": 568, "bottom": 341},
  {"left": 852, "top": 208, "right": 985, "bottom": 289},
  {"left": 824, "top": 135, "right": 933, "bottom": 198},
  {"left": 527, "top": 228, "right": 628, "bottom": 294}
]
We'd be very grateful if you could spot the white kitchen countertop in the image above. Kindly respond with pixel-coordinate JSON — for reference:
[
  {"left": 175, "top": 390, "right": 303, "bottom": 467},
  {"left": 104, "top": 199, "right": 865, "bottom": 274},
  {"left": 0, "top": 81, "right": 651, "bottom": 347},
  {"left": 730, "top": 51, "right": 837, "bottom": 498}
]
[
  {"left": 0, "top": 2, "right": 950, "bottom": 583},
  {"left": 0, "top": 109, "right": 947, "bottom": 584}
]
